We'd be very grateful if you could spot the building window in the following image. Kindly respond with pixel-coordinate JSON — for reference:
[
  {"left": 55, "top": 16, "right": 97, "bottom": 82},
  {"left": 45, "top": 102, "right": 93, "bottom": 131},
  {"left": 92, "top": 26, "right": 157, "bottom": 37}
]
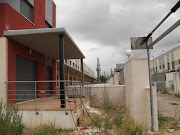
[
  {"left": 159, "top": 66, "right": 161, "bottom": 70},
  {"left": 45, "top": 20, "right": 52, "bottom": 28},
  {"left": 163, "top": 64, "right": 165, "bottom": 69},
  {"left": 20, "top": 0, "right": 33, "bottom": 22},
  {"left": 172, "top": 61, "right": 175, "bottom": 69},
  {"left": 167, "top": 63, "right": 170, "bottom": 70}
]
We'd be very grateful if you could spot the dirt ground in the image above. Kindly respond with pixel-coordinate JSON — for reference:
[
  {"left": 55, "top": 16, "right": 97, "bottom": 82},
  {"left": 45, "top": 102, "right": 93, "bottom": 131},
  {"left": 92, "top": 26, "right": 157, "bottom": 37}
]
[
  {"left": 157, "top": 93, "right": 180, "bottom": 118},
  {"left": 157, "top": 93, "right": 180, "bottom": 135}
]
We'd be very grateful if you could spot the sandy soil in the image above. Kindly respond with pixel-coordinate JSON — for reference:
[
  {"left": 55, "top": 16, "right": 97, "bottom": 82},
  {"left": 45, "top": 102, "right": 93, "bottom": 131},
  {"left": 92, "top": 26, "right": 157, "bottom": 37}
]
[
  {"left": 157, "top": 93, "right": 180, "bottom": 135},
  {"left": 157, "top": 93, "right": 180, "bottom": 118}
]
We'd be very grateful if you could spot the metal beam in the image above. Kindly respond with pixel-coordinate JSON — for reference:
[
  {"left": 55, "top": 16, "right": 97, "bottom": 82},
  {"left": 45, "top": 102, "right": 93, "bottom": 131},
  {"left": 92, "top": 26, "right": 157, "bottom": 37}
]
[
  {"left": 59, "top": 34, "right": 65, "bottom": 108},
  {"left": 148, "top": 19, "right": 180, "bottom": 49},
  {"left": 81, "top": 59, "right": 84, "bottom": 85}
]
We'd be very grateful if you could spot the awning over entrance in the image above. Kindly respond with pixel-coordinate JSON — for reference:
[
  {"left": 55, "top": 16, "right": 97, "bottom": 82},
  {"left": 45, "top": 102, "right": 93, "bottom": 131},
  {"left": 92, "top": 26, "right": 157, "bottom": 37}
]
[{"left": 4, "top": 28, "right": 85, "bottom": 59}]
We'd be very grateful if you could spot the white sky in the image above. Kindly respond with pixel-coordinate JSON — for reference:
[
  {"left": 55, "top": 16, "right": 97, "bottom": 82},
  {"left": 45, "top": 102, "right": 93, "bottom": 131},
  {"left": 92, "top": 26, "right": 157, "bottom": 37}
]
[{"left": 53, "top": 0, "right": 180, "bottom": 77}]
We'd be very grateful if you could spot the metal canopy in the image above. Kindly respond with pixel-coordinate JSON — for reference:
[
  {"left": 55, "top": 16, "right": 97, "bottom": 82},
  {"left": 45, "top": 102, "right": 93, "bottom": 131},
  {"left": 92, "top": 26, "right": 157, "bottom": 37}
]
[{"left": 4, "top": 28, "right": 85, "bottom": 60}]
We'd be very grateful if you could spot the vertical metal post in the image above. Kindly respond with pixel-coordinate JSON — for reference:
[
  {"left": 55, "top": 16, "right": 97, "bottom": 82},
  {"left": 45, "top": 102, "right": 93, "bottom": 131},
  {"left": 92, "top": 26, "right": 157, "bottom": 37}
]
[
  {"left": 90, "top": 84, "right": 91, "bottom": 99},
  {"left": 59, "top": 34, "right": 65, "bottom": 108},
  {"left": 35, "top": 82, "right": 37, "bottom": 112},
  {"left": 76, "top": 72, "right": 78, "bottom": 81},
  {"left": 67, "top": 68, "right": 69, "bottom": 86},
  {"left": 6, "top": 82, "right": 8, "bottom": 107},
  {"left": 81, "top": 59, "right": 84, "bottom": 85},
  {"left": 80, "top": 82, "right": 82, "bottom": 108},
  {"left": 85, "top": 84, "right": 86, "bottom": 97},
  {"left": 147, "top": 48, "right": 154, "bottom": 131},
  {"left": 87, "top": 84, "right": 89, "bottom": 98},
  {"left": 74, "top": 82, "right": 77, "bottom": 112}
]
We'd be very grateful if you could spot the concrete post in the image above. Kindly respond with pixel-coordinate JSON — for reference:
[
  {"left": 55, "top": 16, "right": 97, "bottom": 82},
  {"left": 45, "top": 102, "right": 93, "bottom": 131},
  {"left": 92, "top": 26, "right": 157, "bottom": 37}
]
[
  {"left": 124, "top": 58, "right": 158, "bottom": 131},
  {"left": 0, "top": 37, "right": 8, "bottom": 106}
]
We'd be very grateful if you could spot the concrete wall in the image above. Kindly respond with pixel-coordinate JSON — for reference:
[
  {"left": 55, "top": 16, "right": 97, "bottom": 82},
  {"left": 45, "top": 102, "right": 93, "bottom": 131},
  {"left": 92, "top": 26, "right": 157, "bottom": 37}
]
[
  {"left": 21, "top": 99, "right": 90, "bottom": 129},
  {"left": 0, "top": 37, "right": 8, "bottom": 104},
  {"left": 90, "top": 84, "right": 125, "bottom": 108},
  {"left": 65, "top": 84, "right": 125, "bottom": 108},
  {"left": 125, "top": 58, "right": 158, "bottom": 131}
]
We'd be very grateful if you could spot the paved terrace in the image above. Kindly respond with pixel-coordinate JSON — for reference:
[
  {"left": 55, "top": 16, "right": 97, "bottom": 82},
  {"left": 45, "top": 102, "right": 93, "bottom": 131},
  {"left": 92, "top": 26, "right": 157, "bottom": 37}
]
[{"left": 12, "top": 96, "right": 87, "bottom": 111}]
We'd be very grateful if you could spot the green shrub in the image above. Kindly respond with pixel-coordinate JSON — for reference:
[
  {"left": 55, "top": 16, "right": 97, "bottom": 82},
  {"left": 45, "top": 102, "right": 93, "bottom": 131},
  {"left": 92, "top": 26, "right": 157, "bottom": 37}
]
[
  {"left": 116, "top": 113, "right": 146, "bottom": 135},
  {"left": 101, "top": 85, "right": 114, "bottom": 113},
  {"left": 23, "top": 125, "right": 73, "bottom": 135},
  {"left": 36, "top": 125, "right": 57, "bottom": 135},
  {"left": 0, "top": 101, "right": 24, "bottom": 135},
  {"left": 175, "top": 93, "right": 180, "bottom": 98}
]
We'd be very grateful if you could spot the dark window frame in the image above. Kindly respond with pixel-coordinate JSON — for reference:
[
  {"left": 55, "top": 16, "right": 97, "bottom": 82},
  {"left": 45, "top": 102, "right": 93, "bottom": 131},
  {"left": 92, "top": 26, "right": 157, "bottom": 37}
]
[
  {"left": 172, "top": 61, "right": 175, "bottom": 69},
  {"left": 20, "top": 0, "right": 33, "bottom": 22},
  {"left": 167, "top": 63, "right": 170, "bottom": 70},
  {"left": 45, "top": 20, "right": 52, "bottom": 28}
]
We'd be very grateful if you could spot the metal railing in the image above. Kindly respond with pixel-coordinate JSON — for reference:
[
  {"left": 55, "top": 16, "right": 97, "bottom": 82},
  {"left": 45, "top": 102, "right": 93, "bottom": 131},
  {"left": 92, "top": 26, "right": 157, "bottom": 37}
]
[{"left": 4, "top": 80, "right": 91, "bottom": 113}]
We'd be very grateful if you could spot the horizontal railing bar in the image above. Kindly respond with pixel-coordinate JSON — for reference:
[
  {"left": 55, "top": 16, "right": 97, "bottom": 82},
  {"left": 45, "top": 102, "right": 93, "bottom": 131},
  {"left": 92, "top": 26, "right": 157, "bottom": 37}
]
[
  {"left": 15, "top": 103, "right": 82, "bottom": 106},
  {"left": 7, "top": 90, "right": 78, "bottom": 92},
  {"left": 8, "top": 97, "right": 86, "bottom": 100},
  {"left": 4, "top": 80, "right": 81, "bottom": 83}
]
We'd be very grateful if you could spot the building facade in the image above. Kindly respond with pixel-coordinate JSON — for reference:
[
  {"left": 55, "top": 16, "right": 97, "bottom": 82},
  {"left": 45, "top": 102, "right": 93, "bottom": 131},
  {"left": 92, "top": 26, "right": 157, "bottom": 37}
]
[
  {"left": 0, "top": 0, "right": 94, "bottom": 104},
  {"left": 150, "top": 44, "right": 180, "bottom": 91}
]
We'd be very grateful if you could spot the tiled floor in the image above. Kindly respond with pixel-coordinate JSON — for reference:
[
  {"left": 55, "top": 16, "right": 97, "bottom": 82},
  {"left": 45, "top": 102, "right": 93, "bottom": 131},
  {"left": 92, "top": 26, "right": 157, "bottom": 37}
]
[{"left": 15, "top": 96, "right": 87, "bottom": 111}]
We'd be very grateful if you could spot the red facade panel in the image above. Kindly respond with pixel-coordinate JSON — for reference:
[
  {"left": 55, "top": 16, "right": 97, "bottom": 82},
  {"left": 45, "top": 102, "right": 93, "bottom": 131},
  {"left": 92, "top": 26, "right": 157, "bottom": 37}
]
[{"left": 0, "top": 0, "right": 57, "bottom": 103}]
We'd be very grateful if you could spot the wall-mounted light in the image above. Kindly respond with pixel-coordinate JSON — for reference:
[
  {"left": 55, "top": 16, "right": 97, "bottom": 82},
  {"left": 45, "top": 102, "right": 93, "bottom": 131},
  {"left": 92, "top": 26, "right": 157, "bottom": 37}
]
[
  {"left": 29, "top": 48, "right": 32, "bottom": 55},
  {"left": 48, "top": 58, "right": 51, "bottom": 62}
]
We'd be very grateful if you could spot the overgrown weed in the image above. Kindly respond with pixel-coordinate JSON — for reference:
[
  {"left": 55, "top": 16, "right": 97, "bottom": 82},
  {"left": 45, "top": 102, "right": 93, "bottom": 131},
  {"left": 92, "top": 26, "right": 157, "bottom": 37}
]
[{"left": 0, "top": 101, "right": 24, "bottom": 135}]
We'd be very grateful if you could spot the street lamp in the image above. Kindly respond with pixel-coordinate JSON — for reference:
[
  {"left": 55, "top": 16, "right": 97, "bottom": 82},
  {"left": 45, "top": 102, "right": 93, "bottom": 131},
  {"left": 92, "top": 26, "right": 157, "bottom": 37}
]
[{"left": 126, "top": 50, "right": 132, "bottom": 60}]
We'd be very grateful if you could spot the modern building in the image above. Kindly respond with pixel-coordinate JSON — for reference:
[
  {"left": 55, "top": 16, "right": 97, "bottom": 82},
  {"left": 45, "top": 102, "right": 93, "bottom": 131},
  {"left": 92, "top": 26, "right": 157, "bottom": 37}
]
[
  {"left": 0, "top": 0, "right": 95, "bottom": 129},
  {"left": 150, "top": 44, "right": 180, "bottom": 91},
  {"left": 0, "top": 0, "right": 94, "bottom": 104}
]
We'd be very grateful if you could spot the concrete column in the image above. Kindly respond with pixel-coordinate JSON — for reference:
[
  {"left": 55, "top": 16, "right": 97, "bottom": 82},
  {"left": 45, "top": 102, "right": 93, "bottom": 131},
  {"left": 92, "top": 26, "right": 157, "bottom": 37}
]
[
  {"left": 81, "top": 59, "right": 84, "bottom": 85},
  {"left": 124, "top": 58, "right": 158, "bottom": 131},
  {"left": 0, "top": 37, "right": 8, "bottom": 106},
  {"left": 59, "top": 35, "right": 65, "bottom": 108}
]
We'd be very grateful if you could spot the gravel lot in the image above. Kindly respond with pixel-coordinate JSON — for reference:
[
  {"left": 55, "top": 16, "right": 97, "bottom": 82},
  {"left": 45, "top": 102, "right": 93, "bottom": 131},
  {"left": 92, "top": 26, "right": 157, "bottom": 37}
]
[
  {"left": 157, "top": 93, "right": 180, "bottom": 135},
  {"left": 157, "top": 93, "right": 180, "bottom": 118}
]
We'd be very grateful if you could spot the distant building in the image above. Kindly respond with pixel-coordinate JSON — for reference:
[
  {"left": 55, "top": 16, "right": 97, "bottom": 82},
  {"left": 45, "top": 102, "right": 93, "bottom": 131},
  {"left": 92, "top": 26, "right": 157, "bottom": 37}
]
[
  {"left": 107, "top": 63, "right": 125, "bottom": 85},
  {"left": 150, "top": 44, "right": 180, "bottom": 91}
]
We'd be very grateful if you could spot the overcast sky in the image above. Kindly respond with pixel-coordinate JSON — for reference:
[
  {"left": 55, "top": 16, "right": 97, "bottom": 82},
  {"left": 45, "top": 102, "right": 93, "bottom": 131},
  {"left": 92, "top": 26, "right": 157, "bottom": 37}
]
[{"left": 53, "top": 0, "right": 180, "bottom": 77}]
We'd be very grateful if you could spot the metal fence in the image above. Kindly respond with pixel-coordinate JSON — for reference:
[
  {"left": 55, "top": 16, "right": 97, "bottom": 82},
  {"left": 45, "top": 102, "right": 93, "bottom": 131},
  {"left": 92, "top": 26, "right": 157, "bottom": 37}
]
[{"left": 4, "top": 80, "right": 91, "bottom": 112}]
